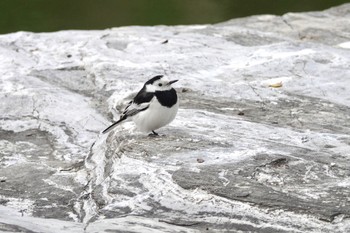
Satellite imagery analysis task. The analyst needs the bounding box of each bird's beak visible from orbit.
[168,80,178,85]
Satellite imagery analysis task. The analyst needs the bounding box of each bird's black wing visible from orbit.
[133,86,155,104]
[102,87,154,134]
[121,86,155,117]
[102,100,150,134]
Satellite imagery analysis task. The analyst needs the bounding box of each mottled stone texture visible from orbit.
[1,4,350,233]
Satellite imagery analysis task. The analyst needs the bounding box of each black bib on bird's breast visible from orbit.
[155,89,177,108]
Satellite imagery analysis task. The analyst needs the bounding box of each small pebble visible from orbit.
[197,158,205,163]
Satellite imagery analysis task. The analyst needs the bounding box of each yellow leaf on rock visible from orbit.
[268,81,283,88]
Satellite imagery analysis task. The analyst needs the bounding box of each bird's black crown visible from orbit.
[145,75,164,85]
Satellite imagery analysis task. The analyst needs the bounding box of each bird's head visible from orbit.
[145,75,178,92]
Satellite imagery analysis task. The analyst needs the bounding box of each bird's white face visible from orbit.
[146,77,178,92]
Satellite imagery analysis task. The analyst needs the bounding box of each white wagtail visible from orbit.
[102,75,179,135]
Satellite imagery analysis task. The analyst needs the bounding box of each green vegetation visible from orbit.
[0,0,348,34]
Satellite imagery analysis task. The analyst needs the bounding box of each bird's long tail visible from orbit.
[102,116,127,134]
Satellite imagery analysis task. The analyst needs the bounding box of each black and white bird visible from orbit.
[102,75,179,135]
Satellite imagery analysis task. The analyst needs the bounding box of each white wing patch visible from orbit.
[122,101,150,118]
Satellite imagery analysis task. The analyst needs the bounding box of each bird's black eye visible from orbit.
[158,83,163,87]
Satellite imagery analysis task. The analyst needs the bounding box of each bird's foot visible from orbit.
[148,131,160,137]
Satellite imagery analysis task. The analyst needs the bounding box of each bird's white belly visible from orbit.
[133,99,178,133]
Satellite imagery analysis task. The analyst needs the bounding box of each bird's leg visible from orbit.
[152,130,158,135]
[148,131,159,137]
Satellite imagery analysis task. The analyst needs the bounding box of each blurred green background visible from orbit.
[0,0,349,34]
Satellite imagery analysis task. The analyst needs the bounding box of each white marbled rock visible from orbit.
[1,3,350,233]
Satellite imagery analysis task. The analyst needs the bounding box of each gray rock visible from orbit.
[1,3,350,233]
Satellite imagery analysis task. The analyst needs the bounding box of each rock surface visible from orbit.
[1,4,350,232]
